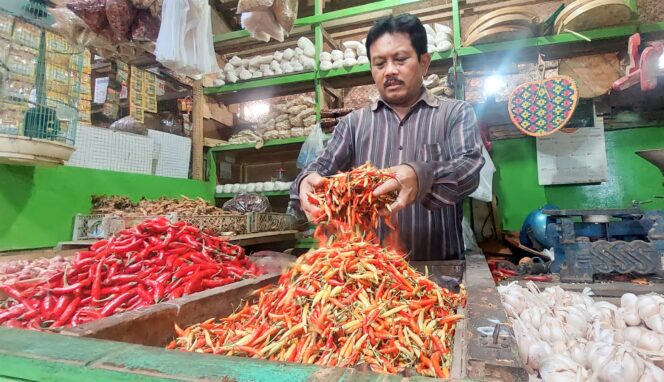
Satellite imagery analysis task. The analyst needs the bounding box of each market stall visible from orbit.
[1,0,664,381]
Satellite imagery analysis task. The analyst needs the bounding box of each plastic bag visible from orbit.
[131,10,159,41]
[155,0,219,76]
[248,251,296,273]
[462,216,480,253]
[273,0,297,35]
[240,10,284,42]
[160,112,183,135]
[109,116,148,135]
[469,147,495,203]
[106,0,137,42]
[67,0,109,34]
[237,0,273,13]
[296,124,324,169]
[222,193,271,213]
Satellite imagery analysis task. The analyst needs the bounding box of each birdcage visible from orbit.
[0,1,84,164]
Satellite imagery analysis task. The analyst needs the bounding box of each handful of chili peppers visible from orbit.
[0,218,263,330]
[169,164,466,378]
[307,162,398,231]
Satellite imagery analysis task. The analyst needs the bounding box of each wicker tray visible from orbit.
[250,212,298,233]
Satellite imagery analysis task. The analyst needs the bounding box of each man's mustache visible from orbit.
[384,78,404,87]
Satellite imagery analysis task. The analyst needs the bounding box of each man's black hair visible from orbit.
[365,14,428,61]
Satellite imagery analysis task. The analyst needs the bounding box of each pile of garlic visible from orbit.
[223,37,316,83]
[499,282,664,382]
[255,95,316,140]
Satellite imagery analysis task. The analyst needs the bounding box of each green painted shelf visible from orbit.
[295,237,318,249]
[205,21,664,101]
[215,190,290,198]
[209,134,331,153]
[208,136,307,152]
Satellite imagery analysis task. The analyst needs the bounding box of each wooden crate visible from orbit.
[61,273,280,347]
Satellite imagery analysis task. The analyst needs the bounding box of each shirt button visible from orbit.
[399,146,403,150]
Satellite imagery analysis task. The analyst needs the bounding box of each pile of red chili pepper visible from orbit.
[307,162,398,231]
[168,164,466,378]
[0,217,263,330]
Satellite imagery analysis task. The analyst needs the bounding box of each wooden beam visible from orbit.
[192,81,204,180]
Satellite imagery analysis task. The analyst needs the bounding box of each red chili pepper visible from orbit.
[109,274,141,284]
[0,305,25,323]
[135,285,153,303]
[91,262,104,302]
[51,280,91,295]
[100,284,133,295]
[101,290,136,317]
[111,239,143,253]
[51,295,71,319]
[40,295,55,321]
[90,240,109,251]
[0,285,38,311]
[184,269,218,295]
[52,296,81,327]
[201,278,234,289]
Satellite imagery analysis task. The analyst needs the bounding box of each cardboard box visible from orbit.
[203,100,236,126]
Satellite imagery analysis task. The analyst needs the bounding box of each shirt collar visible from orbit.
[371,87,439,111]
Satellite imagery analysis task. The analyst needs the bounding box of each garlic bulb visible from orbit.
[539,354,589,382]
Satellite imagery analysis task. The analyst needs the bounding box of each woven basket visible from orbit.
[178,214,251,235]
[251,213,298,233]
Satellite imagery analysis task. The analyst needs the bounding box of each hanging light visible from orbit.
[483,74,506,97]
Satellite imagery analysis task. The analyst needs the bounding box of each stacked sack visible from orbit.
[319,23,453,71]
[319,40,369,70]
[424,23,453,53]
[319,108,353,133]
[223,37,315,84]
[256,96,316,140]
[424,73,454,97]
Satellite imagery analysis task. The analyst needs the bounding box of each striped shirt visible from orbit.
[290,88,484,260]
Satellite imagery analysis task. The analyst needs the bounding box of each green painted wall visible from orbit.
[492,126,664,231]
[0,165,213,251]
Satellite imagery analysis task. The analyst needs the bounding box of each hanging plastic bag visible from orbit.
[273,0,297,35]
[296,123,324,169]
[240,10,284,42]
[462,216,480,253]
[469,146,495,203]
[155,0,219,76]
[222,193,271,213]
[237,0,273,13]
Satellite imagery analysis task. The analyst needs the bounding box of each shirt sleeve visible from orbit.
[289,116,354,207]
[405,101,485,209]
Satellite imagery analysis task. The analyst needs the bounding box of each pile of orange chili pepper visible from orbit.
[307,162,398,231]
[168,164,466,377]
[0,218,262,330]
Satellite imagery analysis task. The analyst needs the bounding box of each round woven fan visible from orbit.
[466,6,538,37]
[554,0,597,33]
[465,25,533,46]
[508,75,579,137]
[557,0,632,34]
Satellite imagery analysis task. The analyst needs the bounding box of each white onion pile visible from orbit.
[499,282,664,382]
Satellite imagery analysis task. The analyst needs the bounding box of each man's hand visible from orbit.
[299,172,325,221]
[373,164,419,215]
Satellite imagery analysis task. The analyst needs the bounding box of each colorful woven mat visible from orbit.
[508,75,579,137]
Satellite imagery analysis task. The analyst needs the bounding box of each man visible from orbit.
[289,14,484,261]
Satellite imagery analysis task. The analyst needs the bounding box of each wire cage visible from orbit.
[0,1,84,146]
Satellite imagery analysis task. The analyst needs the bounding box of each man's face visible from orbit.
[369,32,431,107]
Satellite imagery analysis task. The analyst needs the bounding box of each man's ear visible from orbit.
[420,52,432,76]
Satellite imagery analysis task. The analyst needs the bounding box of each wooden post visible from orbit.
[192,80,204,180]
